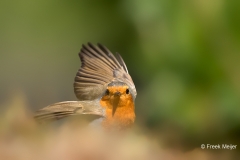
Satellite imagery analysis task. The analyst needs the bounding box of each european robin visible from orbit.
[34,43,137,130]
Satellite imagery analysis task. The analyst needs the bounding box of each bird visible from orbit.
[34,43,137,130]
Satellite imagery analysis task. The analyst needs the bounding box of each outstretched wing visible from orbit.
[74,43,136,100]
[34,101,103,122]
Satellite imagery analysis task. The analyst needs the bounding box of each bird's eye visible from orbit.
[126,89,129,94]
[105,89,110,95]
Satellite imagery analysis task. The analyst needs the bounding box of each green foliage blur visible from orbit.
[0,0,240,149]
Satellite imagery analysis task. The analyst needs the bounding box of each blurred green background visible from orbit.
[0,0,240,148]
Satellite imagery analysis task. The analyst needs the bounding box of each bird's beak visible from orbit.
[114,91,121,96]
[112,91,121,117]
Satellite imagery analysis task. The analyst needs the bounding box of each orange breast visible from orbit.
[100,92,135,130]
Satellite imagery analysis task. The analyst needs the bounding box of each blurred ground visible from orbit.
[0,92,239,160]
[0,0,240,159]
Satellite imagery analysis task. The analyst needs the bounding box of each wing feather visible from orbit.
[74,43,136,100]
[115,53,128,73]
[34,101,103,122]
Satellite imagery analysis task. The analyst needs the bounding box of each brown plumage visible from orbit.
[34,43,137,129]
